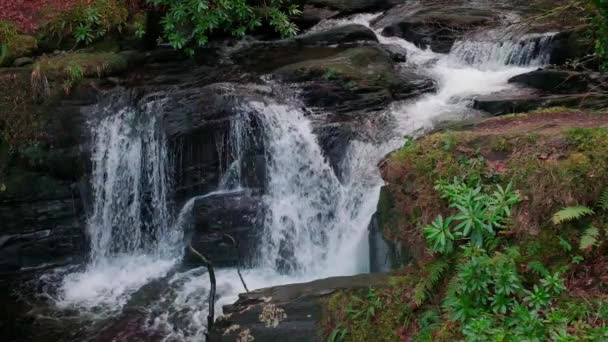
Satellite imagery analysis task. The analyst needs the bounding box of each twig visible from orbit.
[223,233,250,293]
[188,243,216,341]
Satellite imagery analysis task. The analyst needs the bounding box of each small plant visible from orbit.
[63,62,84,94]
[41,0,128,47]
[322,68,339,81]
[326,327,347,342]
[552,188,608,253]
[147,0,300,54]
[423,178,520,253]
[0,20,17,61]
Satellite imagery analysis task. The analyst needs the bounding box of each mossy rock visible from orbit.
[0,35,37,67]
[35,51,128,81]
[379,109,608,261]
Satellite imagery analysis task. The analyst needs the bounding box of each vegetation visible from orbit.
[588,0,608,70]
[323,110,608,341]
[40,0,129,47]
[147,0,300,54]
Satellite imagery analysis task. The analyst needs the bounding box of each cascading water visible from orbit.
[57,94,180,313]
[46,9,558,340]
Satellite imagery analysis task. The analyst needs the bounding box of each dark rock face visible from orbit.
[375,4,498,53]
[307,0,391,14]
[210,273,390,341]
[509,68,606,94]
[548,30,594,66]
[293,5,340,31]
[231,24,378,73]
[187,190,263,267]
[474,93,608,116]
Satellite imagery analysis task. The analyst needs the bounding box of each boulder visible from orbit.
[307,0,391,14]
[231,24,378,73]
[375,4,498,53]
[509,68,604,94]
[549,30,594,66]
[186,190,263,267]
[13,57,33,67]
[0,35,37,67]
[275,46,435,116]
[292,5,340,31]
[473,93,608,116]
[210,273,391,341]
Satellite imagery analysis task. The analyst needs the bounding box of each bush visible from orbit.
[40,0,128,46]
[147,0,300,54]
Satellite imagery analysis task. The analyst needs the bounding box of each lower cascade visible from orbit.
[2,2,589,341]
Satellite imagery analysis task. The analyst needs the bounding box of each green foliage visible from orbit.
[345,288,383,322]
[551,205,594,224]
[0,20,17,45]
[327,327,346,342]
[147,0,300,54]
[412,258,450,306]
[598,188,608,210]
[0,21,17,61]
[423,178,519,253]
[41,0,128,46]
[588,0,608,70]
[579,225,600,250]
[63,62,84,94]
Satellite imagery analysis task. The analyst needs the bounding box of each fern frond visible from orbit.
[598,189,608,211]
[552,206,594,225]
[412,258,451,307]
[527,260,549,277]
[579,226,600,250]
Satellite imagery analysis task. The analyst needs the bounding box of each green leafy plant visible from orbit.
[551,205,594,224]
[41,0,128,46]
[147,0,300,54]
[588,0,608,70]
[0,21,17,62]
[327,326,346,342]
[412,257,450,306]
[423,178,520,253]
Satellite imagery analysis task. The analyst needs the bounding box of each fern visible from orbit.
[598,189,608,211]
[527,260,549,277]
[413,258,451,307]
[579,226,600,250]
[552,206,594,225]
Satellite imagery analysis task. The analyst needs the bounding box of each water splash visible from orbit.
[56,94,182,313]
[449,32,556,68]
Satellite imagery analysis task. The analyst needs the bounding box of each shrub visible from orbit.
[147,0,300,54]
[40,0,128,46]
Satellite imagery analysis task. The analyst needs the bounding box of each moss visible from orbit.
[35,51,128,81]
[0,34,37,66]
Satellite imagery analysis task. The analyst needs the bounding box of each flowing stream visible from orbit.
[49,11,555,340]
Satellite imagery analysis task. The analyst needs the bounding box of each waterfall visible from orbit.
[57,94,180,313]
[87,99,178,262]
[449,33,556,68]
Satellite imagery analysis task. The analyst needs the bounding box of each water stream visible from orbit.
[49,10,555,340]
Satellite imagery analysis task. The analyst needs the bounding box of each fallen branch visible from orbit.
[188,243,216,340]
[223,233,250,293]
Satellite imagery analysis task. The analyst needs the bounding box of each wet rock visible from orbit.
[473,92,608,116]
[210,273,391,341]
[509,68,589,93]
[13,57,33,67]
[0,35,37,67]
[292,5,340,31]
[509,68,606,94]
[548,30,594,66]
[275,46,435,115]
[231,24,378,73]
[307,0,391,14]
[382,43,407,62]
[187,190,263,267]
[160,83,269,199]
[375,4,498,53]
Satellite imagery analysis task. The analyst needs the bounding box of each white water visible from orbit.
[56,96,183,314]
[50,10,555,340]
